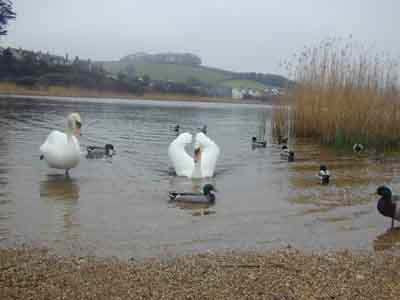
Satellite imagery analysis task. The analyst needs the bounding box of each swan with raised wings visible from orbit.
[168,132,220,178]
[40,113,82,176]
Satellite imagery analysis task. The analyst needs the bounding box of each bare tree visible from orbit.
[0,0,16,36]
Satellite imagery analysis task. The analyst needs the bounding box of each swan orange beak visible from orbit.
[74,127,81,136]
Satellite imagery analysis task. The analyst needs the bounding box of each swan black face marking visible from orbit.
[75,121,82,129]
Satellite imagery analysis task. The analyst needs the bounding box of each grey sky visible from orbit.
[1,0,399,75]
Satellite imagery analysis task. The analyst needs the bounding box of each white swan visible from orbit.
[168,132,220,178]
[40,113,82,175]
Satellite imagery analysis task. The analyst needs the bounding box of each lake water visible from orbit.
[0,95,400,259]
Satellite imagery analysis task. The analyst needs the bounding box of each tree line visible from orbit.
[0,48,146,94]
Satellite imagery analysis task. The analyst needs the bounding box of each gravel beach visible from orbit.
[1,246,400,299]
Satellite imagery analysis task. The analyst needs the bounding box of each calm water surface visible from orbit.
[0,95,400,259]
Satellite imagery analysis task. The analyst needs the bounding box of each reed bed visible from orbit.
[283,38,400,149]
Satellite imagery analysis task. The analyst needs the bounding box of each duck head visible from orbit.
[203,184,216,195]
[67,113,82,136]
[377,186,392,199]
[105,144,115,156]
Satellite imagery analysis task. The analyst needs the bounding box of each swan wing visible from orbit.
[40,130,67,154]
[195,132,220,177]
[168,132,194,177]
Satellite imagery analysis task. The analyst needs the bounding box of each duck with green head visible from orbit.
[168,184,217,204]
[377,186,400,229]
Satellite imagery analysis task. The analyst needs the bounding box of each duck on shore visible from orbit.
[377,186,400,229]
[168,184,217,204]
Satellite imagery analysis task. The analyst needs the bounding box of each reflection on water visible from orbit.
[40,175,80,236]
[374,228,400,251]
[40,175,80,201]
[0,95,400,259]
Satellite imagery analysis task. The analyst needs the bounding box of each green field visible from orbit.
[100,60,280,90]
[220,79,269,90]
[101,60,233,85]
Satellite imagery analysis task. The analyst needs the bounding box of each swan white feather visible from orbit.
[168,132,194,177]
[195,132,220,178]
[168,132,219,178]
[40,113,82,172]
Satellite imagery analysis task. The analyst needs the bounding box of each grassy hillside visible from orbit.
[220,79,269,90]
[101,60,233,84]
[99,57,287,90]
[134,61,232,84]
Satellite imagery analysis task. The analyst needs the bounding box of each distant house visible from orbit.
[232,88,244,99]
[247,89,261,97]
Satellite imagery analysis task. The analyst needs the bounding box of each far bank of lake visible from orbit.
[0,82,277,105]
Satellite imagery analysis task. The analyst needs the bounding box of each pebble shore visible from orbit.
[1,246,400,299]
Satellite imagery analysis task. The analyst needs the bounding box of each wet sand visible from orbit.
[1,246,399,299]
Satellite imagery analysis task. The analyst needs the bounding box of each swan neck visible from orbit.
[65,128,74,142]
[191,160,202,178]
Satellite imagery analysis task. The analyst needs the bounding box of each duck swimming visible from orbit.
[353,143,364,154]
[377,186,400,229]
[318,165,330,185]
[251,136,266,148]
[86,144,116,159]
[168,132,220,179]
[40,113,82,176]
[280,145,294,162]
[198,125,207,134]
[173,124,180,136]
[168,184,216,204]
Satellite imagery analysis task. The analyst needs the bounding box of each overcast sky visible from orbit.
[1,0,399,75]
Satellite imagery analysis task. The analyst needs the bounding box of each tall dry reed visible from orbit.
[283,37,400,149]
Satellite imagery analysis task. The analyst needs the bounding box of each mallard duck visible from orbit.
[318,165,330,184]
[40,113,82,176]
[198,125,207,134]
[173,124,180,136]
[86,144,116,159]
[280,145,294,162]
[168,184,216,203]
[251,136,267,148]
[377,186,400,229]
